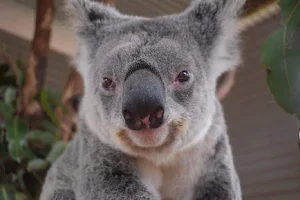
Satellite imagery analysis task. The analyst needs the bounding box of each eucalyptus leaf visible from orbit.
[0,184,28,200]
[16,169,26,192]
[15,192,29,200]
[0,101,14,120]
[4,87,17,104]
[8,142,35,163]
[280,0,300,26]
[15,59,25,69]
[0,184,11,200]
[6,118,27,141]
[45,90,61,103]
[261,0,300,120]
[46,141,67,164]
[38,89,59,126]
[39,120,57,135]
[26,130,56,145]
[6,118,34,162]
[27,158,48,172]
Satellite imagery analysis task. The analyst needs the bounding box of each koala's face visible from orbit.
[69,0,243,163]
[86,30,214,160]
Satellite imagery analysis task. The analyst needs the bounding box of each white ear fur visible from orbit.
[209,18,242,79]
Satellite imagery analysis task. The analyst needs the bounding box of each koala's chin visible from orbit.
[111,125,172,162]
[124,126,170,148]
[112,113,212,164]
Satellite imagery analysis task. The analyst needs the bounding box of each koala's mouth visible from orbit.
[115,119,188,151]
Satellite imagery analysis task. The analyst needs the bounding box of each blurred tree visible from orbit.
[261,0,300,121]
[21,0,55,117]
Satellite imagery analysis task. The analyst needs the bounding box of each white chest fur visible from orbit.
[136,145,209,200]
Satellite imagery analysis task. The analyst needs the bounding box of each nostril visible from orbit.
[123,110,145,130]
[152,107,164,119]
[149,107,164,129]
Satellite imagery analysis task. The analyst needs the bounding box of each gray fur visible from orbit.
[40,0,245,199]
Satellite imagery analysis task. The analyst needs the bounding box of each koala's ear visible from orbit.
[66,0,126,41]
[183,0,246,78]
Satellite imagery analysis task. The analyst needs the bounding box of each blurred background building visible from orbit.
[0,0,299,199]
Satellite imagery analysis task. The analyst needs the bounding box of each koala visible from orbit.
[40,0,245,199]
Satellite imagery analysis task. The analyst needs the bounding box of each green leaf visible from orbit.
[15,59,25,69]
[27,158,48,172]
[0,184,28,200]
[261,0,300,120]
[0,185,9,200]
[279,0,300,27]
[15,192,28,200]
[0,101,14,120]
[6,118,34,162]
[6,118,27,142]
[8,142,35,162]
[4,87,17,104]
[46,141,67,164]
[16,169,26,192]
[39,120,57,134]
[37,89,60,126]
[46,90,61,103]
[26,130,56,145]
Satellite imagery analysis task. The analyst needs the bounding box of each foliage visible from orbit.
[0,58,67,199]
[261,0,300,121]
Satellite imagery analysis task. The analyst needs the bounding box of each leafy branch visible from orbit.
[261,0,300,121]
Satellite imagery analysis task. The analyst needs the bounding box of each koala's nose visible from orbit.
[122,69,165,130]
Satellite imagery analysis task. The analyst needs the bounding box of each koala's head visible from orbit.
[68,0,245,164]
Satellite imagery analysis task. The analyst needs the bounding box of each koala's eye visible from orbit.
[175,71,190,83]
[102,77,116,91]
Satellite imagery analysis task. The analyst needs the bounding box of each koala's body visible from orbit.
[40,0,246,199]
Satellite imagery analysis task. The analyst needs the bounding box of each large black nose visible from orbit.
[123,68,165,130]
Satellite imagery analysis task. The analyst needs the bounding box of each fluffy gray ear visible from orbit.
[65,0,118,81]
[66,0,129,78]
[184,0,246,78]
[66,0,125,41]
